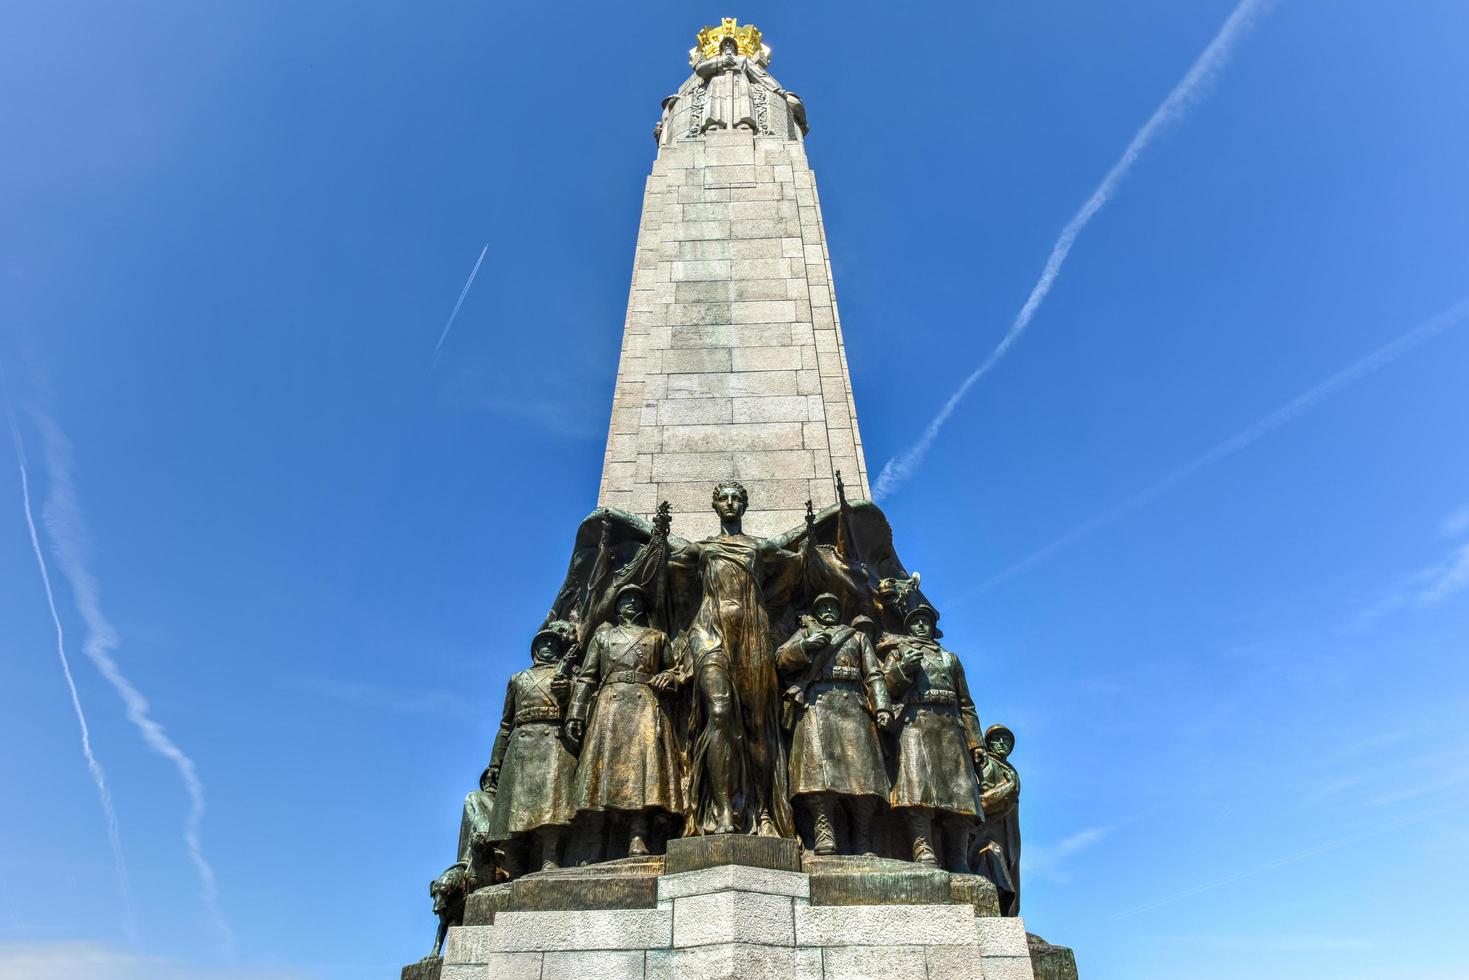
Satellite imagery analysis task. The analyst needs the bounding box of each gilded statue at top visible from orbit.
[655,18,808,143]
[690,16,765,63]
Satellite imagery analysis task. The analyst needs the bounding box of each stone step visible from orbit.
[663,833,801,873]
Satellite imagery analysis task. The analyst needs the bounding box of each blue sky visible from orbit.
[3,2,1468,978]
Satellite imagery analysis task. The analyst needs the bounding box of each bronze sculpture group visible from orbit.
[427,481,1025,951]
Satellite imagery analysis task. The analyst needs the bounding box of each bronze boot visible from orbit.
[811,797,838,855]
[536,827,563,871]
[627,812,651,857]
[570,811,606,867]
[941,816,973,874]
[904,810,938,867]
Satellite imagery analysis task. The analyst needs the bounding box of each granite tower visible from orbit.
[597,20,868,537]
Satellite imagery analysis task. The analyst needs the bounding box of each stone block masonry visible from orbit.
[599,129,870,537]
[438,857,1038,980]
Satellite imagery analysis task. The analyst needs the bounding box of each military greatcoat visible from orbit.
[882,639,984,817]
[483,663,578,842]
[776,619,891,800]
[569,621,687,817]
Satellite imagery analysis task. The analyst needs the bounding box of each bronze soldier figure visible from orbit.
[567,583,688,857]
[483,622,579,874]
[882,604,985,871]
[976,723,1022,915]
[777,595,893,855]
[456,766,501,891]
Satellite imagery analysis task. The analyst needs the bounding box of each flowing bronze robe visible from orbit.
[673,532,798,837]
[882,640,984,818]
[483,664,578,842]
[776,621,891,800]
[569,622,686,817]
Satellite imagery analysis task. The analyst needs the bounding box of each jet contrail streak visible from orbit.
[430,243,489,370]
[963,297,1469,596]
[5,406,138,945]
[874,0,1275,500]
[32,411,232,948]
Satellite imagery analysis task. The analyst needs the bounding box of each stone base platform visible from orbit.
[410,836,1075,979]
[400,955,441,980]
[1027,935,1080,980]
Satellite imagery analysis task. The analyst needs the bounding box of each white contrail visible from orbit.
[964,297,1469,596]
[430,243,489,370]
[873,0,1276,500]
[5,408,138,945]
[31,411,232,948]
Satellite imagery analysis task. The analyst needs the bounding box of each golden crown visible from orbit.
[692,18,763,62]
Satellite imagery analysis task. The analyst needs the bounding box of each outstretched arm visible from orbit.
[764,519,810,553]
[584,505,696,556]
[549,506,693,625]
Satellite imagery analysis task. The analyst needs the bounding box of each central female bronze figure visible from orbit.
[667,481,805,837]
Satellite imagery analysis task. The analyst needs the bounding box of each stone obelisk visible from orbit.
[597,23,868,537]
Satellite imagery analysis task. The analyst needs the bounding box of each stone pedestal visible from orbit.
[1027,935,1081,980]
[424,839,1070,979]
[400,955,441,980]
